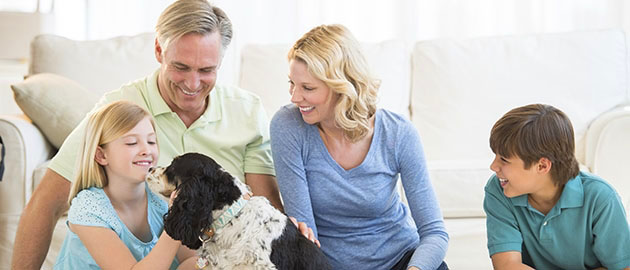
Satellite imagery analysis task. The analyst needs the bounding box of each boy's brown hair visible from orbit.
[490,104,579,186]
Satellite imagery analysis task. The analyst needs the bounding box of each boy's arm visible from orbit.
[591,189,630,270]
[491,251,535,270]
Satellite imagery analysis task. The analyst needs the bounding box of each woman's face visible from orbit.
[288,59,339,126]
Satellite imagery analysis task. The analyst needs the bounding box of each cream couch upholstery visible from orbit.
[1,29,629,270]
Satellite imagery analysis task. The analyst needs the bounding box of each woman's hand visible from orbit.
[289,216,320,248]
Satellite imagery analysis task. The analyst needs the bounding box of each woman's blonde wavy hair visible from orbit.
[68,101,155,204]
[288,24,380,142]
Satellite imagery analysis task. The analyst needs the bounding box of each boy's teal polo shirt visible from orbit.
[50,69,275,183]
[484,171,630,270]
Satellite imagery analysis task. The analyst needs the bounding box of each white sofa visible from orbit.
[1,29,629,270]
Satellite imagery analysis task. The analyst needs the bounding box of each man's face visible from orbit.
[155,32,222,116]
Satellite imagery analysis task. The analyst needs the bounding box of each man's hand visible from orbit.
[289,217,320,248]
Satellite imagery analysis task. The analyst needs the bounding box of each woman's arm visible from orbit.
[71,223,180,270]
[397,120,448,270]
[270,108,319,235]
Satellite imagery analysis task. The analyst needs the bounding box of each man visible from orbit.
[12,1,304,268]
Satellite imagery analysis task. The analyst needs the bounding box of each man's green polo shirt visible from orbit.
[50,69,275,183]
[484,171,630,270]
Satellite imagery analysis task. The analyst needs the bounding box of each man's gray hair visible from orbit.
[156,0,232,54]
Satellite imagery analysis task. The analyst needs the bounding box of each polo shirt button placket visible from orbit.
[182,131,189,152]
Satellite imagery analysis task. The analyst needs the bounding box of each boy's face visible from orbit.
[490,154,546,198]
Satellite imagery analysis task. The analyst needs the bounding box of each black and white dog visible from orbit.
[146,152,331,270]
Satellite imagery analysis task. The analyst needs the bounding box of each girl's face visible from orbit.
[96,117,158,184]
[288,59,339,126]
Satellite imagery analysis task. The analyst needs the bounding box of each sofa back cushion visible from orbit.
[238,40,411,119]
[411,29,628,217]
[29,33,158,95]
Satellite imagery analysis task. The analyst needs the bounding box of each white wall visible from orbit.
[2,0,630,114]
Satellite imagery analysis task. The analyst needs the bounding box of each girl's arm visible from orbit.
[175,245,197,270]
[71,223,181,270]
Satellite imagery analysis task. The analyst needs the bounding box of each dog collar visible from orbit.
[203,194,250,238]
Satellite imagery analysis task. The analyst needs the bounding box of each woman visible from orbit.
[270,24,449,270]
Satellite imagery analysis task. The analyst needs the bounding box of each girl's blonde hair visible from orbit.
[288,24,380,142]
[68,101,155,204]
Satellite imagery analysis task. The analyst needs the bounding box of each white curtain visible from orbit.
[17,0,630,84]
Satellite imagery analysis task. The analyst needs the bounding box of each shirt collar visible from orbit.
[148,69,222,123]
[147,69,172,117]
[556,174,584,209]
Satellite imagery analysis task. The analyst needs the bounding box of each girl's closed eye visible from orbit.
[125,140,138,146]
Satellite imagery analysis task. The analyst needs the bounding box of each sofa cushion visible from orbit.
[411,29,628,217]
[11,73,98,148]
[238,40,411,119]
[29,33,158,95]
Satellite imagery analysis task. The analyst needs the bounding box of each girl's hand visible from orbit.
[168,191,177,207]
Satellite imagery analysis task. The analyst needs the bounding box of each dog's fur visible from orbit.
[146,153,331,270]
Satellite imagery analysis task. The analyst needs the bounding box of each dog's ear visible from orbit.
[163,175,214,250]
[204,168,242,209]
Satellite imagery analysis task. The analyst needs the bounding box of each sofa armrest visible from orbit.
[584,105,630,213]
[0,114,54,215]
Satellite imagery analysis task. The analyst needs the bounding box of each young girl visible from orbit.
[54,101,196,269]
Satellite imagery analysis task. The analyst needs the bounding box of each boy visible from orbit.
[483,104,630,270]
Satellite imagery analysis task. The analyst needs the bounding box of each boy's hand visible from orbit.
[289,217,321,248]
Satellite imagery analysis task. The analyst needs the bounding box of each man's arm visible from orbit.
[11,169,70,270]
[245,173,284,212]
[491,251,535,270]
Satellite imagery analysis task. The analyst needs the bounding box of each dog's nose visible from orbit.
[148,167,156,174]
